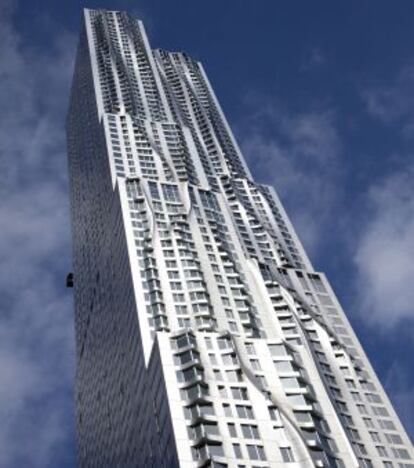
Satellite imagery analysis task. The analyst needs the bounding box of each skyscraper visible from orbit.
[67,8,413,467]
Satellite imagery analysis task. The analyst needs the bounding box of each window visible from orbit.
[218,337,231,349]
[385,433,403,445]
[209,354,218,365]
[223,404,232,417]
[246,343,255,355]
[256,375,267,388]
[228,423,237,438]
[180,383,208,401]
[345,379,356,389]
[176,367,201,382]
[269,344,288,357]
[250,359,261,371]
[294,411,312,423]
[366,393,382,404]
[280,377,301,389]
[175,305,188,315]
[392,448,410,459]
[225,309,235,319]
[356,444,368,455]
[357,404,368,414]
[373,406,389,417]
[208,444,224,458]
[174,349,198,365]
[162,184,180,201]
[342,414,354,426]
[241,424,259,439]
[223,353,237,365]
[280,447,295,462]
[184,403,214,421]
[377,446,388,457]
[379,419,396,430]
[218,385,227,398]
[177,317,190,328]
[229,322,239,333]
[246,444,266,461]
[233,443,242,458]
[214,369,223,381]
[226,370,242,382]
[287,395,309,406]
[188,422,219,440]
[173,293,185,302]
[236,405,254,419]
[370,432,381,443]
[148,181,160,200]
[351,391,362,402]
[231,387,248,400]
[274,361,293,373]
[173,333,195,349]
[363,418,374,428]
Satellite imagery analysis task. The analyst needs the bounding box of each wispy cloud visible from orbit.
[0,1,76,466]
[238,95,343,257]
[300,46,326,71]
[353,162,414,328]
[361,63,414,138]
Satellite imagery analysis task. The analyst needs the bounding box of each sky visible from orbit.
[0,0,413,466]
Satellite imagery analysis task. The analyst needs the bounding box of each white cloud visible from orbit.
[238,98,343,257]
[354,163,414,327]
[0,1,77,466]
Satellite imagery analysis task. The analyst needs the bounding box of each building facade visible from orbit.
[67,9,413,468]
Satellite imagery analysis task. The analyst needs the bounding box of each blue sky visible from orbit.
[1,0,413,466]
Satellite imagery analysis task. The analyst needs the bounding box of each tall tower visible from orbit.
[67,9,413,468]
